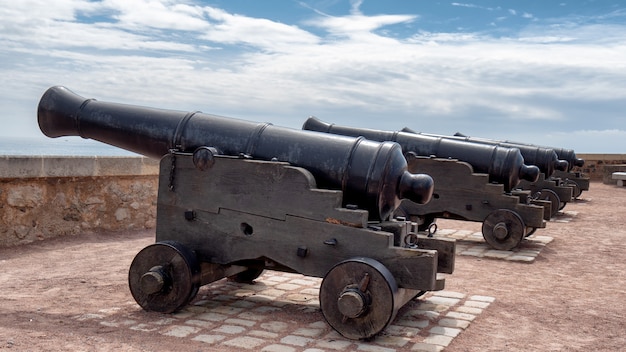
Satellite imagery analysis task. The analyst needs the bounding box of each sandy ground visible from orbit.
[0,181,624,351]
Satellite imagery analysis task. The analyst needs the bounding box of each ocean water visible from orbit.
[0,137,141,156]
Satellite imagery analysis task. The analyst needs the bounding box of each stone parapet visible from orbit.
[0,155,159,178]
[1,156,159,247]
[574,154,626,183]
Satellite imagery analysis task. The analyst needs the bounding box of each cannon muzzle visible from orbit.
[38,86,434,220]
[303,117,540,192]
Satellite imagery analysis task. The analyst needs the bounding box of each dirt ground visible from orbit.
[0,181,624,351]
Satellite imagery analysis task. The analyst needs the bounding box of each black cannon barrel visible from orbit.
[452,132,583,172]
[407,131,569,176]
[38,86,434,221]
[303,117,540,192]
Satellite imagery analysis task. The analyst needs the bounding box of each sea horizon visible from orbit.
[0,136,141,157]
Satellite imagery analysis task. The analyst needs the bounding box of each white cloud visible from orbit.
[451,3,480,9]
[303,0,416,41]
[1,0,626,154]
[0,0,208,52]
[200,7,320,51]
[451,2,500,11]
[102,0,210,31]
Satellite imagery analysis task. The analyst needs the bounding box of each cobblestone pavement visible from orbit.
[76,270,494,352]
[68,211,580,350]
[16,213,582,350]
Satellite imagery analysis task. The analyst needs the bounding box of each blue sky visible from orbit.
[1,0,625,153]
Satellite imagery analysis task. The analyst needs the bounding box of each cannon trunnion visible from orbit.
[128,150,455,339]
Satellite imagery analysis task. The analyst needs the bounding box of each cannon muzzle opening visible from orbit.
[302,116,333,133]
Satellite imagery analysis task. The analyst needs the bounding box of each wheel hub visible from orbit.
[338,289,368,318]
[493,222,509,239]
[140,266,166,295]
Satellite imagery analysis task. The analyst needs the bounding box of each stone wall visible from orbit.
[0,156,159,247]
[1,153,623,247]
[574,154,626,184]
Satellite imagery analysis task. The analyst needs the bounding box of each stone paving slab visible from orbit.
[75,271,494,352]
[549,210,579,223]
[432,228,553,263]
[428,210,578,262]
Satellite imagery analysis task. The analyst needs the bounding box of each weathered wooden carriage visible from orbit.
[303,117,548,250]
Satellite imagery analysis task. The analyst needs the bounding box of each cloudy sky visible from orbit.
[1,0,625,153]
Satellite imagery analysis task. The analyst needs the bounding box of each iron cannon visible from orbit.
[303,117,548,250]
[446,132,589,205]
[37,86,455,340]
[39,86,434,221]
[452,133,589,198]
[397,129,578,216]
[452,132,584,171]
[419,131,569,177]
[303,117,540,192]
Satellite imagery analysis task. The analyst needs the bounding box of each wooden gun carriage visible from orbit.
[303,117,548,250]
